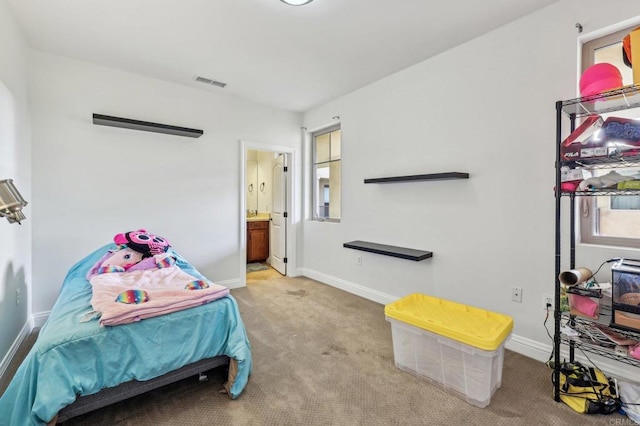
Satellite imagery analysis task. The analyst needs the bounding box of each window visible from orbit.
[611,195,640,210]
[311,125,341,221]
[580,25,640,248]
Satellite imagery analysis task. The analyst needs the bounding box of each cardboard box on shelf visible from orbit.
[561,140,609,161]
[632,28,640,86]
[562,115,603,147]
[601,116,640,143]
[561,116,640,162]
[560,167,586,182]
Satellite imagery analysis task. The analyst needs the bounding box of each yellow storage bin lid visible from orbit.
[385,293,513,351]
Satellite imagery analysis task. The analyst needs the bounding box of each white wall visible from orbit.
[0,0,32,371]
[302,0,640,375]
[29,51,301,314]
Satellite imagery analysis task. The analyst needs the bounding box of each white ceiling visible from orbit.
[7,0,559,112]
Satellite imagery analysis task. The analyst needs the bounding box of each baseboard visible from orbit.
[32,310,50,328]
[300,268,398,306]
[505,334,553,362]
[0,320,31,380]
[217,278,242,289]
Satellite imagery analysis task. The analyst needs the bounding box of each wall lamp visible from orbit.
[0,179,28,224]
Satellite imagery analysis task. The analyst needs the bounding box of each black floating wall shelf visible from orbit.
[343,240,433,261]
[93,114,204,138]
[364,172,469,184]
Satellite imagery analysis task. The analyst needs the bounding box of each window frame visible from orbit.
[580,24,640,248]
[311,124,341,223]
[581,28,631,74]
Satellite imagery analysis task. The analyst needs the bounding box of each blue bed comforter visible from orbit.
[0,244,252,425]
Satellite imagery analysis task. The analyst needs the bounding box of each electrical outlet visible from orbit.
[15,288,20,306]
[511,287,523,303]
[543,293,554,311]
[356,255,362,266]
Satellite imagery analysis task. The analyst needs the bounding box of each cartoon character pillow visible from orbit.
[114,229,171,257]
[86,229,174,279]
[96,246,146,274]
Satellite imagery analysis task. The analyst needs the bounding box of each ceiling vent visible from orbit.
[194,76,227,88]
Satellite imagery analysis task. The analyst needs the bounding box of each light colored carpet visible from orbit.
[1,275,629,425]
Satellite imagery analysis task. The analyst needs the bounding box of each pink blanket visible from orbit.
[90,266,229,326]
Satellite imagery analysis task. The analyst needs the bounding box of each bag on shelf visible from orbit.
[554,361,620,414]
[568,293,600,319]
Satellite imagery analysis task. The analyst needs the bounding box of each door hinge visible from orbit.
[284,166,288,172]
[284,212,288,218]
[284,257,288,263]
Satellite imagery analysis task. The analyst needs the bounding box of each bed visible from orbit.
[0,242,253,425]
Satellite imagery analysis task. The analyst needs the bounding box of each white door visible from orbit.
[270,154,287,275]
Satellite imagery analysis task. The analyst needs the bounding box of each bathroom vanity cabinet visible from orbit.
[247,220,269,263]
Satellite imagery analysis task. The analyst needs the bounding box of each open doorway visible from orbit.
[240,142,295,286]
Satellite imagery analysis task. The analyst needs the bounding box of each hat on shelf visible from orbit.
[579,63,623,98]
